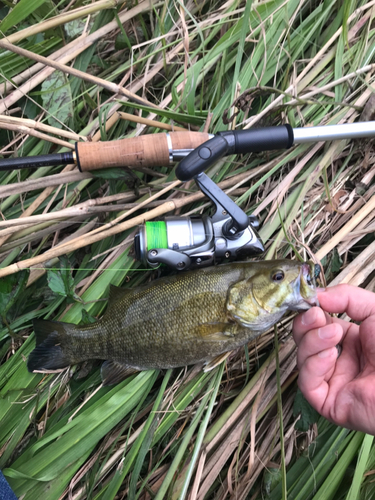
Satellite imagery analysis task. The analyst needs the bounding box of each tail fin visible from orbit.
[27,319,76,372]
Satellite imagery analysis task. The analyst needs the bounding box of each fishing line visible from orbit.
[27,267,152,271]
[145,221,168,250]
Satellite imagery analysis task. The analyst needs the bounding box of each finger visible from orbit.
[293,307,352,346]
[318,284,375,322]
[293,307,328,346]
[298,347,338,414]
[297,322,344,369]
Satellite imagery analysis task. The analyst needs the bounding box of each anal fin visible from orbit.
[203,352,231,372]
[101,360,139,386]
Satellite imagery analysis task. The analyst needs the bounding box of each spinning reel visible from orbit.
[134,125,297,270]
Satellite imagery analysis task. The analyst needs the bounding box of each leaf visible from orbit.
[0,269,29,320]
[325,189,348,213]
[80,309,97,325]
[0,0,47,34]
[115,32,132,51]
[64,16,95,40]
[263,468,282,497]
[47,257,81,303]
[41,71,73,129]
[330,248,343,275]
[90,168,129,180]
[342,0,353,49]
[121,101,206,126]
[293,388,319,431]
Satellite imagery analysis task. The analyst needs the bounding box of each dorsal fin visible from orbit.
[107,284,132,310]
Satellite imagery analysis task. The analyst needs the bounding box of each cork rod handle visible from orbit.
[76,132,210,171]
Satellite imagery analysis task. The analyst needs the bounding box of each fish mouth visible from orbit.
[290,262,320,311]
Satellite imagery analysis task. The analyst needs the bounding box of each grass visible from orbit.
[0,0,375,499]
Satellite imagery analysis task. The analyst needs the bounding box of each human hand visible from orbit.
[293,284,375,435]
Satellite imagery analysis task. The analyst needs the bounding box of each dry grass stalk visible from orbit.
[0,201,174,277]
[27,218,99,286]
[0,122,75,149]
[330,239,375,286]
[4,0,120,44]
[338,209,375,253]
[0,163,76,249]
[0,37,90,114]
[0,35,88,97]
[0,0,165,114]
[286,64,375,108]
[0,115,86,142]
[253,142,323,218]
[0,39,160,109]
[0,218,89,253]
[196,340,296,499]
[0,171,93,197]
[117,111,186,131]
[316,195,375,260]
[0,193,153,229]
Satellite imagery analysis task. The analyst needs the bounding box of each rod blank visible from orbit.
[0,153,74,171]
[293,121,375,143]
[1,122,374,173]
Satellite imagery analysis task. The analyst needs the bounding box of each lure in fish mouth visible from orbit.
[28,260,319,385]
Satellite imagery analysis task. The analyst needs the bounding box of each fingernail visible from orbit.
[316,287,326,293]
[318,347,335,358]
[318,325,337,339]
[301,308,316,326]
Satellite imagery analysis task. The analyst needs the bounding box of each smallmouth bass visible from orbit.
[28,260,318,385]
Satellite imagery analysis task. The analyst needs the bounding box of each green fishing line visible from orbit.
[145,221,168,250]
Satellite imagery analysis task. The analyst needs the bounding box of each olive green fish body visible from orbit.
[28,260,318,383]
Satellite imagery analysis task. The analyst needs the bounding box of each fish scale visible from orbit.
[27,260,318,385]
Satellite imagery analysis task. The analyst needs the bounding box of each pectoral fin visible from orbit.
[203,352,231,372]
[101,360,139,385]
[196,322,237,341]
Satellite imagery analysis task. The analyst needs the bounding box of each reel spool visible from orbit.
[134,214,263,270]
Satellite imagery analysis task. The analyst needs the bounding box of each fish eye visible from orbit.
[271,270,285,283]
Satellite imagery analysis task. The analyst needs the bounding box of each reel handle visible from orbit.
[75,132,210,171]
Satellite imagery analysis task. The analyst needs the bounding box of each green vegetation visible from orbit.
[0,0,375,498]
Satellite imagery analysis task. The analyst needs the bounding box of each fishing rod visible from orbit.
[1,121,374,172]
[2,121,375,271]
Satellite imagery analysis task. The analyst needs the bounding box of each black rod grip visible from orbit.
[0,152,74,171]
[230,124,294,153]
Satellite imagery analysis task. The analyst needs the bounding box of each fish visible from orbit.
[27,260,319,385]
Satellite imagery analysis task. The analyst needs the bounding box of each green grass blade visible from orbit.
[346,434,374,500]
[0,0,48,33]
